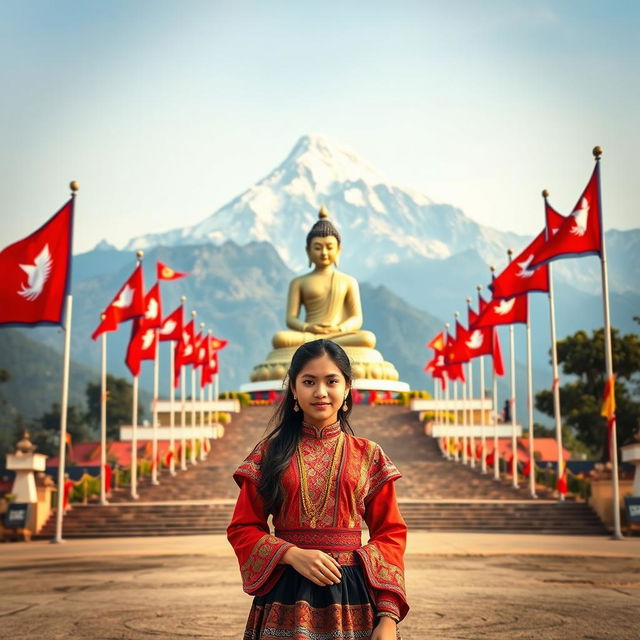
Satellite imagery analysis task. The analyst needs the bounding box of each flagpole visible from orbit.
[593,147,623,540]
[455,312,468,465]
[525,300,537,498]
[53,293,73,544]
[130,250,143,500]
[187,311,197,465]
[169,338,176,476]
[52,182,78,544]
[476,286,488,474]
[151,328,160,485]
[506,250,519,489]
[492,363,500,481]
[180,361,187,470]
[444,375,451,459]
[199,322,206,462]
[542,190,565,502]
[100,318,108,505]
[467,348,475,470]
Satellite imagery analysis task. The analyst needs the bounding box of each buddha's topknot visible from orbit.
[306,204,341,248]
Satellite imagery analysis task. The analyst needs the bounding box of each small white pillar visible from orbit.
[621,441,640,497]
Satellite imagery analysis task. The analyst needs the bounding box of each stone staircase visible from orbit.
[37,405,608,538]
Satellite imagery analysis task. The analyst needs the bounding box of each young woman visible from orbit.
[227,339,408,639]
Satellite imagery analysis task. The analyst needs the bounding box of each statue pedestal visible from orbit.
[245,344,409,392]
[241,378,409,393]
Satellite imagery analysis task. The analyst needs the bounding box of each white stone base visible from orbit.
[240,378,411,393]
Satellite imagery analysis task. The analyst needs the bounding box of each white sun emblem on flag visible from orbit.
[18,244,52,301]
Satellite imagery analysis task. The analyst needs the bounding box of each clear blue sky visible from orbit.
[1,0,638,254]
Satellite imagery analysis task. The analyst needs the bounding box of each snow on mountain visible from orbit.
[125,134,527,279]
[125,134,638,294]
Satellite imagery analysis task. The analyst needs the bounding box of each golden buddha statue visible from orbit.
[250,206,400,383]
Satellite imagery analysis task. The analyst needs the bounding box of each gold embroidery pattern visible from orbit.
[346,439,377,527]
[365,445,402,504]
[297,430,343,528]
[240,534,293,593]
[355,543,406,597]
[233,442,265,486]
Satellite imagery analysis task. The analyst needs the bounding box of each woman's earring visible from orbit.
[342,397,348,412]
[293,399,300,412]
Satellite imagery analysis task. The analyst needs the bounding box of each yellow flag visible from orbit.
[601,375,616,422]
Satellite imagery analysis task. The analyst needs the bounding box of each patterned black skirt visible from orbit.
[243,554,400,639]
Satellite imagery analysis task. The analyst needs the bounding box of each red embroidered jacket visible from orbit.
[227,421,409,622]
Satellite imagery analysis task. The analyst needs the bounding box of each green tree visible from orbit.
[32,403,91,458]
[535,327,640,458]
[85,374,143,440]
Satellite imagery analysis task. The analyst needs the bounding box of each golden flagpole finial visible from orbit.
[542,189,549,199]
[70,181,79,194]
[593,146,603,159]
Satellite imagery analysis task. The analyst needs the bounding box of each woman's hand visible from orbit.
[282,547,342,586]
[371,615,397,640]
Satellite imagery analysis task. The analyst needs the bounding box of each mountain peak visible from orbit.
[93,239,117,251]
[279,134,389,191]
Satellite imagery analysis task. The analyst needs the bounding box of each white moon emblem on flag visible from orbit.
[113,284,134,308]
[465,330,483,350]
[569,197,589,237]
[495,298,515,315]
[18,244,52,301]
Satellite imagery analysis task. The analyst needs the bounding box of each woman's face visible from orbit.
[291,353,349,427]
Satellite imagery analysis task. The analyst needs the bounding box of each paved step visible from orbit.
[37,405,607,538]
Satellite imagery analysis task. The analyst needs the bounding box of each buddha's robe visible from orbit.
[272,270,376,349]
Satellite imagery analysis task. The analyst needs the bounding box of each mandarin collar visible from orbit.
[301,420,342,440]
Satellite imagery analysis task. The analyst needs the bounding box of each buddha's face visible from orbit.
[306,235,341,268]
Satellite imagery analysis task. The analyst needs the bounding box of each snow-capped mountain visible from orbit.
[125,134,639,295]
[125,134,527,278]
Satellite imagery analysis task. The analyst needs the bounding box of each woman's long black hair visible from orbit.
[258,339,354,516]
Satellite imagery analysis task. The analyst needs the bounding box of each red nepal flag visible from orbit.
[492,327,505,376]
[125,318,158,376]
[444,328,470,365]
[545,201,567,237]
[490,231,549,299]
[209,335,228,351]
[195,332,208,367]
[140,283,162,329]
[157,261,189,281]
[174,319,195,386]
[91,265,145,340]
[202,350,219,387]
[472,293,528,329]
[443,334,466,382]
[0,199,74,326]
[530,163,602,269]
[158,304,183,342]
[427,332,445,353]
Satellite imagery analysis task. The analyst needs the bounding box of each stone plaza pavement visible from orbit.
[1,532,639,639]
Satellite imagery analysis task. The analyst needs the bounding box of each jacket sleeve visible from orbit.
[355,446,409,623]
[226,447,295,596]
